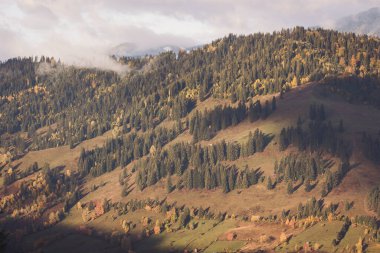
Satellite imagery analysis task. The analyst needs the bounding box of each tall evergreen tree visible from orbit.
[267,176,273,190]
[287,181,294,195]
[166,175,173,193]
[272,96,277,111]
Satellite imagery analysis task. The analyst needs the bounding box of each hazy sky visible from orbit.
[0,0,379,68]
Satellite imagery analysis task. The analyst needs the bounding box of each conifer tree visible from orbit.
[274,160,279,174]
[287,181,294,195]
[242,173,249,189]
[304,179,312,192]
[228,168,235,191]
[262,100,270,119]
[166,175,173,193]
[272,96,277,111]
[267,176,273,190]
[120,180,128,195]
[221,169,230,193]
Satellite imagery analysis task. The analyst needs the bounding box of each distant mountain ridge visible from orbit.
[334,7,380,36]
[110,43,184,58]
[111,7,380,59]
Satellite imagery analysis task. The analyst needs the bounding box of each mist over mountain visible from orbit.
[109,43,182,58]
[334,7,380,36]
[109,43,204,58]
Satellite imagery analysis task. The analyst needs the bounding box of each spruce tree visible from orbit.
[186,170,193,189]
[321,183,328,197]
[262,100,270,119]
[256,101,262,116]
[121,183,129,197]
[247,131,255,155]
[166,175,173,193]
[304,179,312,192]
[205,168,212,190]
[228,169,235,191]
[287,181,294,194]
[179,208,190,228]
[242,173,249,188]
[267,176,273,190]
[248,101,255,122]
[274,160,279,174]
[221,169,230,193]
[279,128,288,151]
[272,96,277,111]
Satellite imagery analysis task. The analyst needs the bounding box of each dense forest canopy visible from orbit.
[1,27,380,153]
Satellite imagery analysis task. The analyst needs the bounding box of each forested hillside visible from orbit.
[1,27,380,151]
[1,27,380,253]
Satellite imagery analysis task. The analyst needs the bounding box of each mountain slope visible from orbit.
[1,27,380,253]
[334,7,380,36]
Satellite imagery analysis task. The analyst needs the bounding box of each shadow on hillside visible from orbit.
[318,75,380,109]
[3,215,187,253]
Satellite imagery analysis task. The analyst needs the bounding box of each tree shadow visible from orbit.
[323,159,335,170]
[53,165,66,172]
[12,162,22,171]
[348,162,361,171]
[292,180,304,192]
[309,180,318,191]
[264,133,275,149]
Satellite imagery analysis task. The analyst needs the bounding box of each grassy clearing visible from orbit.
[277,221,372,252]
[134,219,238,253]
[204,240,246,253]
[188,219,237,250]
[134,220,216,253]
[277,221,342,252]
[338,224,366,249]
[10,129,114,176]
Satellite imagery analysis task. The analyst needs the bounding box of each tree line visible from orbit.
[189,97,276,142]
[78,126,180,178]
[135,129,269,192]
[279,104,350,161]
[362,132,380,164]
[323,75,380,109]
[274,152,326,183]
[274,104,352,197]
[368,185,380,216]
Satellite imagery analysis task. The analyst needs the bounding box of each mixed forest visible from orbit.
[1,27,380,253]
